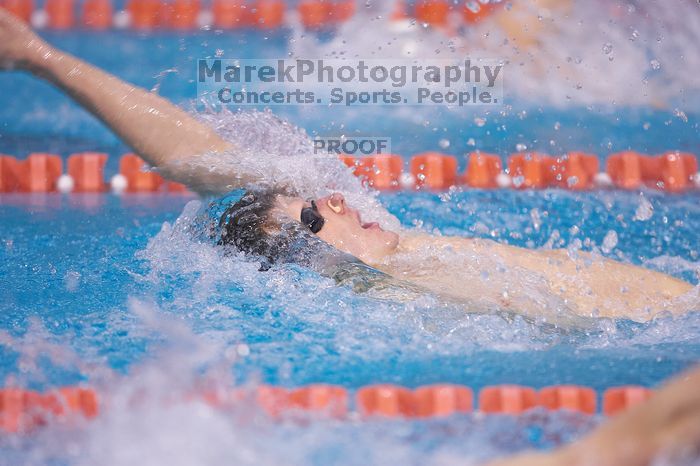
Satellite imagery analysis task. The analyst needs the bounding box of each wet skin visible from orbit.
[275,192,400,265]
[276,192,694,323]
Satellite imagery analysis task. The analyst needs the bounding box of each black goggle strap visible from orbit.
[300,200,325,234]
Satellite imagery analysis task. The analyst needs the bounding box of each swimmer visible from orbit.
[489,365,700,466]
[0,9,694,324]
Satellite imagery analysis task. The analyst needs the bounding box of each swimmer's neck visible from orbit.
[363,231,469,267]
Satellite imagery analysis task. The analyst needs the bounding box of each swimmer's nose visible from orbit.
[327,193,345,214]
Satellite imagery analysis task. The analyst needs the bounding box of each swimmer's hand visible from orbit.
[0,8,46,71]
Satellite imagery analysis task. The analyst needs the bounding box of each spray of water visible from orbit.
[159,108,401,230]
[287,0,700,108]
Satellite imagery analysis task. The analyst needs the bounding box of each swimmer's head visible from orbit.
[275,192,400,264]
[218,188,302,270]
[218,189,399,269]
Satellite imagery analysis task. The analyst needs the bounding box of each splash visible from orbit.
[287,0,700,108]
[2,192,700,465]
[160,108,401,230]
[1,299,697,466]
[0,301,606,466]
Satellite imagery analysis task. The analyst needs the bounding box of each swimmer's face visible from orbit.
[275,193,400,264]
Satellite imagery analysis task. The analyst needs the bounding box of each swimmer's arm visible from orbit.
[0,10,245,192]
[33,49,231,167]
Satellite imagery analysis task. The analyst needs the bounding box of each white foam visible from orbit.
[160,109,401,230]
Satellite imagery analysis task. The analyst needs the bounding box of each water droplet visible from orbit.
[515,143,527,152]
[602,42,613,54]
[650,59,661,70]
[633,194,654,221]
[439,138,450,149]
[601,230,618,254]
[673,108,688,123]
[474,117,486,127]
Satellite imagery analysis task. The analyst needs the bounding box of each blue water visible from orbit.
[1,188,699,464]
[1,18,700,466]
[1,30,698,167]
[1,190,699,390]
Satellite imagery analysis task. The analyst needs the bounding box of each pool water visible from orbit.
[1,188,699,465]
[2,3,700,465]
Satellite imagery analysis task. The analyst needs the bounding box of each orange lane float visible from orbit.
[330,0,354,23]
[165,181,190,193]
[341,154,403,190]
[602,386,653,416]
[67,152,108,192]
[164,0,200,29]
[81,0,112,28]
[212,0,249,28]
[45,0,75,29]
[0,150,696,195]
[606,151,646,190]
[0,389,37,432]
[607,151,697,192]
[339,154,360,175]
[413,384,473,417]
[255,385,292,417]
[49,387,99,419]
[462,152,502,188]
[410,152,458,190]
[479,385,538,414]
[538,385,597,414]
[298,0,328,29]
[251,0,284,28]
[0,388,98,433]
[1,0,34,22]
[0,155,20,192]
[391,0,408,20]
[543,152,599,190]
[507,152,551,189]
[299,0,355,27]
[641,151,697,192]
[127,0,162,29]
[356,385,415,417]
[0,382,661,433]
[255,385,348,417]
[414,0,450,26]
[288,385,348,417]
[16,153,63,192]
[119,153,164,192]
[462,0,496,24]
